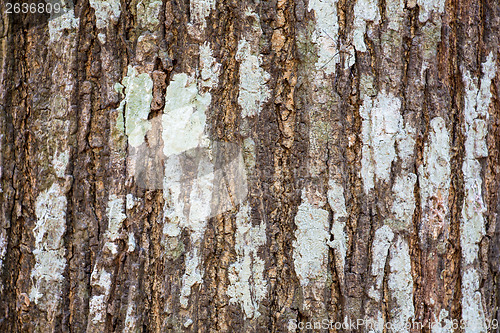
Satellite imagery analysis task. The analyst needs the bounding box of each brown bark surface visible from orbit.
[0,0,499,332]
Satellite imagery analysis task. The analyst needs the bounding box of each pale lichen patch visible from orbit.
[106,194,126,241]
[30,183,67,316]
[476,54,497,118]
[419,22,443,79]
[89,0,121,30]
[178,158,214,308]
[326,179,348,287]
[360,90,402,192]
[0,232,6,275]
[418,117,451,239]
[236,39,271,118]
[352,0,380,52]
[90,268,112,296]
[89,268,112,328]
[417,0,445,23]
[162,155,187,237]
[48,5,79,43]
[87,193,123,327]
[395,123,416,168]
[459,53,496,332]
[431,309,453,333]
[461,268,487,332]
[242,137,256,170]
[187,159,214,236]
[52,150,69,178]
[293,191,330,287]
[184,318,194,328]
[122,66,153,148]
[370,225,394,301]
[390,173,416,230]
[126,193,139,210]
[189,0,215,29]
[136,0,162,30]
[460,53,495,264]
[97,33,106,44]
[388,237,415,333]
[386,0,405,31]
[88,294,107,324]
[127,233,136,253]
[308,0,339,74]
[227,203,267,319]
[160,39,221,309]
[162,73,210,157]
[0,231,5,292]
[359,73,377,100]
[87,194,126,327]
[123,288,138,333]
[162,154,214,308]
[199,42,221,89]
[179,248,204,308]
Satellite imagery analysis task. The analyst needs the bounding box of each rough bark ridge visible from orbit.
[0,0,499,332]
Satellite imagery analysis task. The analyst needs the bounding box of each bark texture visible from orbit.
[0,0,499,332]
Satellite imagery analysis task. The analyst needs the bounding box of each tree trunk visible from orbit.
[0,0,499,332]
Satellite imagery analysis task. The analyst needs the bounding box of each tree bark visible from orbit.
[0,0,499,332]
